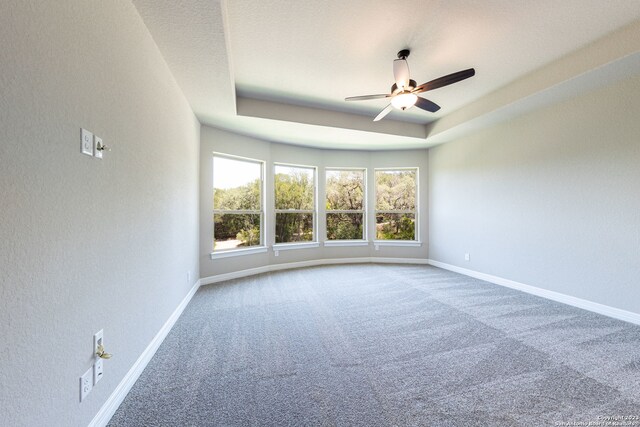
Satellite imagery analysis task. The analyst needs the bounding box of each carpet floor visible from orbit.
[109,264,640,426]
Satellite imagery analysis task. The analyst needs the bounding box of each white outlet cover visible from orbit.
[94,329,104,356]
[80,367,93,402]
[81,129,93,156]
[93,357,104,385]
[94,136,103,159]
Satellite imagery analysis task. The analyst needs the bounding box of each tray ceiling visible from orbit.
[132,0,640,149]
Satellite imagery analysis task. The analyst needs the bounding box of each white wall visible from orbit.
[0,1,199,426]
[200,126,429,278]
[429,71,640,315]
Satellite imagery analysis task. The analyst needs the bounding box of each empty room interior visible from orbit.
[2,1,640,426]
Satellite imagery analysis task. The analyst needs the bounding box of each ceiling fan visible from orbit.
[345,49,475,121]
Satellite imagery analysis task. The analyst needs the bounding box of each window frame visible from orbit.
[211,153,267,259]
[273,162,318,248]
[373,167,420,245]
[324,167,367,244]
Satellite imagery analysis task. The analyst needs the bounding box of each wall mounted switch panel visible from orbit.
[81,128,93,156]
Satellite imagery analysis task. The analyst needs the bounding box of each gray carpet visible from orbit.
[109,264,640,426]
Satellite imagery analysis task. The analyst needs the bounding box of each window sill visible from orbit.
[210,246,268,259]
[273,242,320,252]
[373,240,422,248]
[324,240,369,247]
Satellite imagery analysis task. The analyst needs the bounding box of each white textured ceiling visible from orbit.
[132,0,640,150]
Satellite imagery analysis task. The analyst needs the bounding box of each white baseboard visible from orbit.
[200,257,429,285]
[89,279,202,427]
[427,259,640,326]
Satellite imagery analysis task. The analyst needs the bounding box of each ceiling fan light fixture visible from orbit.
[344,48,475,121]
[391,92,418,110]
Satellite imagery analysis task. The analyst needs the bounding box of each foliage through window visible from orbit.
[275,164,316,244]
[325,169,365,240]
[375,169,417,240]
[213,155,263,251]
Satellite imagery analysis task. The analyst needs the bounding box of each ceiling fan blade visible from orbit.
[393,59,410,89]
[345,94,390,101]
[373,104,393,122]
[413,68,475,93]
[415,96,441,113]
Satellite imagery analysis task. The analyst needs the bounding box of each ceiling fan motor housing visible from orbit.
[391,79,417,94]
[397,49,410,59]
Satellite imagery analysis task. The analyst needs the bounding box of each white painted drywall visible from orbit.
[200,126,429,278]
[428,71,640,315]
[0,1,199,426]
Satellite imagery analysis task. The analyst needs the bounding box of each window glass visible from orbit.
[213,155,263,251]
[274,213,314,243]
[275,164,316,243]
[375,169,417,240]
[326,213,364,240]
[326,169,365,240]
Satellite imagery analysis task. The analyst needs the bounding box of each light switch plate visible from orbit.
[94,136,103,159]
[94,329,103,356]
[93,329,105,384]
[81,129,93,156]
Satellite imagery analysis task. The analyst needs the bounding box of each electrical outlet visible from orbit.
[465,253,470,261]
[80,367,93,402]
[81,128,93,156]
[93,357,104,385]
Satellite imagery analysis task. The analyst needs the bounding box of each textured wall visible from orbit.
[0,1,200,426]
[429,71,640,315]
[199,126,429,278]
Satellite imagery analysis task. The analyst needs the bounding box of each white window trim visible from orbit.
[210,246,268,259]
[273,242,320,251]
[274,162,318,245]
[325,167,367,241]
[212,152,266,254]
[324,240,369,247]
[374,167,419,242]
[373,240,422,247]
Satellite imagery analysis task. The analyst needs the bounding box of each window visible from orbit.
[212,154,264,252]
[325,168,365,240]
[274,164,316,244]
[375,168,418,241]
